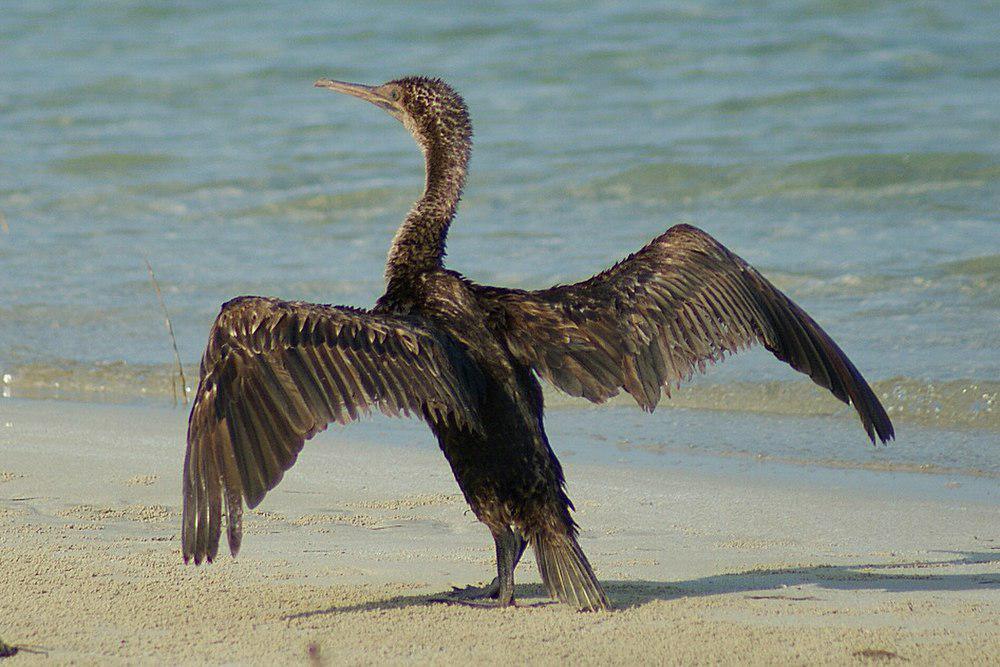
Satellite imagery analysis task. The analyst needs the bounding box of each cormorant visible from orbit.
[182,76,894,612]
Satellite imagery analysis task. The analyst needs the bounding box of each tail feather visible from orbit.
[534,533,610,611]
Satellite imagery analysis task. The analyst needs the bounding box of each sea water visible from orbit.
[1,1,997,476]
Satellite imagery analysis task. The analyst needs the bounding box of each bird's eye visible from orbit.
[389,88,400,101]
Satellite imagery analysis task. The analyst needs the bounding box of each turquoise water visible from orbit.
[1,2,997,473]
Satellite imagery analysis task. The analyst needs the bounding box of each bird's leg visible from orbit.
[433,527,525,606]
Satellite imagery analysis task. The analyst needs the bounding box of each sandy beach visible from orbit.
[1,399,997,665]
[4,0,998,664]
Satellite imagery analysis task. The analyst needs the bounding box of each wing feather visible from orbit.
[476,224,893,444]
[182,297,484,564]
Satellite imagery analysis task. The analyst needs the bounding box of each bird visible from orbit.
[181,75,895,612]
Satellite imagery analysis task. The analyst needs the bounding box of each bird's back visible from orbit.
[376,267,574,532]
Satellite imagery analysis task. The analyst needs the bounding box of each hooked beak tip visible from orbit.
[314,78,397,115]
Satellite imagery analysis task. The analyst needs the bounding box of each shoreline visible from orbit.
[1,399,997,664]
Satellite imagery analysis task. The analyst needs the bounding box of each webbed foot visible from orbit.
[430,527,525,608]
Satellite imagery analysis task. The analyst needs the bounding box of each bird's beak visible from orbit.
[314,79,393,110]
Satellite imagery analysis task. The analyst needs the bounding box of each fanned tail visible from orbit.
[533,533,610,611]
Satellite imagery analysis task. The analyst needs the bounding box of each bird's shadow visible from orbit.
[283,550,998,619]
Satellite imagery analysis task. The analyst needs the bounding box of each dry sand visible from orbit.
[1,400,997,665]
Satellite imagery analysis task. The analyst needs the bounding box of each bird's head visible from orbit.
[315,75,471,158]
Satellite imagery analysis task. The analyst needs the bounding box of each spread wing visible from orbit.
[182,296,484,564]
[476,224,894,444]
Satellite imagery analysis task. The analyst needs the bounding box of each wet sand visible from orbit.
[1,400,997,664]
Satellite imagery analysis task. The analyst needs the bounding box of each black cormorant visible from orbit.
[182,76,894,611]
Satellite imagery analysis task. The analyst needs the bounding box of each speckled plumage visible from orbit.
[182,76,893,612]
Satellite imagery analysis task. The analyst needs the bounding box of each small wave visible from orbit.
[50,152,179,177]
[739,34,862,57]
[123,177,255,198]
[545,377,999,432]
[2,361,996,432]
[578,162,741,202]
[427,22,525,42]
[935,254,1000,278]
[250,64,333,82]
[234,188,411,222]
[708,87,868,114]
[30,76,139,106]
[576,152,998,206]
[1,360,195,405]
[773,152,999,191]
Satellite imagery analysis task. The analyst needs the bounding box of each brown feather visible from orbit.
[181,297,484,562]
[474,224,894,445]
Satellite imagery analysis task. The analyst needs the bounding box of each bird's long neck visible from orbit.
[385,128,469,285]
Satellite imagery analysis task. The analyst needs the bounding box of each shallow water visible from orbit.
[1,2,997,474]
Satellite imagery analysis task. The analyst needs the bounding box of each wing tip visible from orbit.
[862,385,895,446]
[182,543,234,565]
[182,547,220,566]
[227,524,243,559]
[873,417,896,445]
[860,404,895,446]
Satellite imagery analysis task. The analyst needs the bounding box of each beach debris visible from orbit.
[143,255,189,406]
[0,638,16,658]
[125,474,159,487]
[852,648,907,662]
[745,594,820,601]
[306,642,322,666]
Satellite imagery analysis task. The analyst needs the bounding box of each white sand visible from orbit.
[1,399,997,664]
